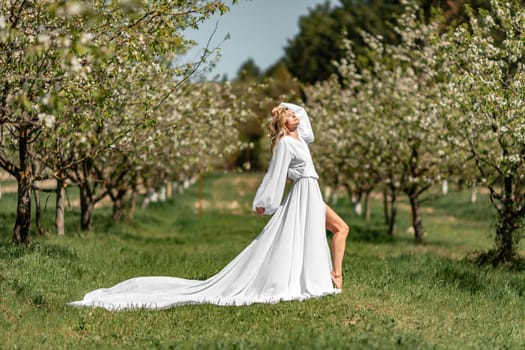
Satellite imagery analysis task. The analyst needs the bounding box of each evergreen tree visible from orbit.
[235,58,262,82]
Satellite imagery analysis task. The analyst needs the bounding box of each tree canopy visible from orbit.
[0,0,237,243]
[281,0,492,84]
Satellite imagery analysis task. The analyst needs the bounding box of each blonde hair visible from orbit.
[269,105,290,151]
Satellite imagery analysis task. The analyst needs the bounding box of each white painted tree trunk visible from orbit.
[442,180,448,195]
[324,186,332,201]
[353,200,362,216]
[331,191,338,205]
[150,188,159,203]
[159,186,166,202]
[166,182,172,198]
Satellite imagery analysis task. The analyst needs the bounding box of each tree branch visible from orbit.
[151,19,224,111]
[0,153,18,177]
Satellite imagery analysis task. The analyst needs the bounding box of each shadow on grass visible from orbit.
[342,221,395,244]
[342,214,492,250]
[328,216,467,248]
[377,253,525,297]
[434,262,486,294]
[470,249,525,271]
[438,256,525,296]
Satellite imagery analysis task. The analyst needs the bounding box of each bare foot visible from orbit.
[331,271,343,290]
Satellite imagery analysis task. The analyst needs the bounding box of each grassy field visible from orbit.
[1,173,524,349]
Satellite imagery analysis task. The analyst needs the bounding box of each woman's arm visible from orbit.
[252,140,292,215]
[280,102,314,143]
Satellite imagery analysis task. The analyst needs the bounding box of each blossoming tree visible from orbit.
[0,0,233,243]
[309,8,456,240]
[437,0,525,263]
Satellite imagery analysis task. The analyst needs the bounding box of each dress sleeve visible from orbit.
[280,102,314,143]
[252,140,292,215]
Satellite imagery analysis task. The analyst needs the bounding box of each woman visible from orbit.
[69,102,348,311]
[253,103,349,291]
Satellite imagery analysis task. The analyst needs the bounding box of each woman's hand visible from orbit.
[256,207,265,216]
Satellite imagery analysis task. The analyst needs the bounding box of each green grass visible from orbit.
[0,173,524,349]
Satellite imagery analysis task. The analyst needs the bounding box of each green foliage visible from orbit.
[229,66,303,171]
[0,173,524,349]
[281,0,494,83]
[235,58,262,82]
[283,0,414,83]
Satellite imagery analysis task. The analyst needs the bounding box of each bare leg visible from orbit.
[325,203,349,290]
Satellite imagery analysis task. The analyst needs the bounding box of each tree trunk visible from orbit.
[353,199,362,216]
[442,180,448,195]
[113,197,122,222]
[79,181,94,231]
[111,183,128,223]
[31,162,45,235]
[167,181,172,199]
[343,183,356,214]
[407,146,423,241]
[495,214,516,263]
[324,186,332,203]
[352,191,362,216]
[364,190,371,222]
[12,126,32,244]
[331,191,338,205]
[13,172,32,243]
[55,176,65,236]
[197,167,203,215]
[493,175,519,263]
[126,190,137,220]
[471,187,477,203]
[383,188,390,225]
[32,187,45,235]
[408,192,424,241]
[388,187,397,236]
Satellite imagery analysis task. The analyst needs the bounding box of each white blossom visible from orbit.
[37,33,51,47]
[70,56,82,72]
[38,113,56,128]
[79,32,94,45]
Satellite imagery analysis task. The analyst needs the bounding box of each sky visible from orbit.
[183,0,340,80]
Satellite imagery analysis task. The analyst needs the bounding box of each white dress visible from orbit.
[69,103,339,310]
